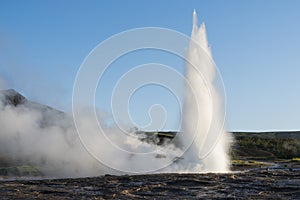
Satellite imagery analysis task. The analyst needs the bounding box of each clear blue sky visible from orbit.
[1,0,300,131]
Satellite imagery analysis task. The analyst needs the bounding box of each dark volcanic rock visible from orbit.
[0,89,26,106]
[0,164,299,199]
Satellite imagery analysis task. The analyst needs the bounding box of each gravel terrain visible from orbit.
[0,163,299,199]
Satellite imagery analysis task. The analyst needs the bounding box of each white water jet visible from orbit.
[179,10,230,172]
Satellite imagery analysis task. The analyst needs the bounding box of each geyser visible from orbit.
[179,10,230,172]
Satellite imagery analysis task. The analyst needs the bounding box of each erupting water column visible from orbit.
[179,10,230,172]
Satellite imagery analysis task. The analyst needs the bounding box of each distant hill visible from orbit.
[232,132,300,159]
[0,89,62,113]
[0,89,26,106]
[0,89,68,128]
[233,131,300,139]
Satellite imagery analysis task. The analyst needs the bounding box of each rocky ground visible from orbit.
[0,162,299,199]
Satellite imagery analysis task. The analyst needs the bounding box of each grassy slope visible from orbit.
[231,131,300,160]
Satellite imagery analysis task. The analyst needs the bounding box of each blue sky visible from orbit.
[1,0,300,131]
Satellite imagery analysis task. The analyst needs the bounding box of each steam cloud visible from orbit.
[0,90,183,177]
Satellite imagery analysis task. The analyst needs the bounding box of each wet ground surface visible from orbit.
[0,163,299,199]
